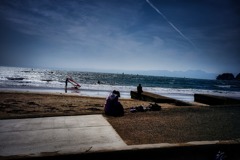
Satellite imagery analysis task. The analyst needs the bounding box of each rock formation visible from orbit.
[236,73,240,80]
[216,73,235,80]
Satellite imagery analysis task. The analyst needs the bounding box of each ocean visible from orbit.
[0,66,240,102]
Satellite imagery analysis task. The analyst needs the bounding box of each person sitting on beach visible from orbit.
[104,90,124,117]
[137,84,143,100]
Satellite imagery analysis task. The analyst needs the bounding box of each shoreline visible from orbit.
[0,87,198,103]
[0,87,132,99]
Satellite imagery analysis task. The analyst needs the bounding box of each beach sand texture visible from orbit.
[0,91,151,119]
[1,91,240,145]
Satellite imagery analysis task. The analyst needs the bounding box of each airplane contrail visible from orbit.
[146,0,196,48]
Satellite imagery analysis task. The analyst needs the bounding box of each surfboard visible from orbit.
[67,77,81,88]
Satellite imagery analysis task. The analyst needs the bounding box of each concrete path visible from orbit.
[1,115,240,160]
[0,115,126,158]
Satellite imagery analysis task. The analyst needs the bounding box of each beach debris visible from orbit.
[130,103,161,113]
[148,102,161,111]
[130,105,145,113]
[85,146,92,153]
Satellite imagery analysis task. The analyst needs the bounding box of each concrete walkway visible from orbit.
[0,115,126,158]
[1,115,240,160]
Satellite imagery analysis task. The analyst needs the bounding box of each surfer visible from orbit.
[65,76,81,89]
[65,77,69,87]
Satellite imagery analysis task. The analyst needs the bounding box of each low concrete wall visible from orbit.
[130,91,191,106]
[194,94,240,105]
[13,143,240,160]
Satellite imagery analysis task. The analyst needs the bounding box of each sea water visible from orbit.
[0,66,240,102]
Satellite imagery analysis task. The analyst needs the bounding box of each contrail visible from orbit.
[146,0,196,48]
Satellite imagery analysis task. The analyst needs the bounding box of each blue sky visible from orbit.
[0,0,239,75]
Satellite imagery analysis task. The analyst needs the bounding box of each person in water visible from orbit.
[65,77,69,87]
[65,77,80,93]
[104,90,124,117]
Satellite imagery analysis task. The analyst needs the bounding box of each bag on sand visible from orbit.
[130,103,161,113]
[148,103,161,111]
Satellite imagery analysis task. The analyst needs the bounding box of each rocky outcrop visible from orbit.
[216,73,235,80]
[236,73,240,80]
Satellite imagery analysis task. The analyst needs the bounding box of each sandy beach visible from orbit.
[0,91,152,119]
[1,90,240,146]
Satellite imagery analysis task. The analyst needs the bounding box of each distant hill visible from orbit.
[72,68,218,80]
[125,70,217,80]
[110,69,217,80]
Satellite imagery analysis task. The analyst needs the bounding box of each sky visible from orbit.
[0,0,239,76]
